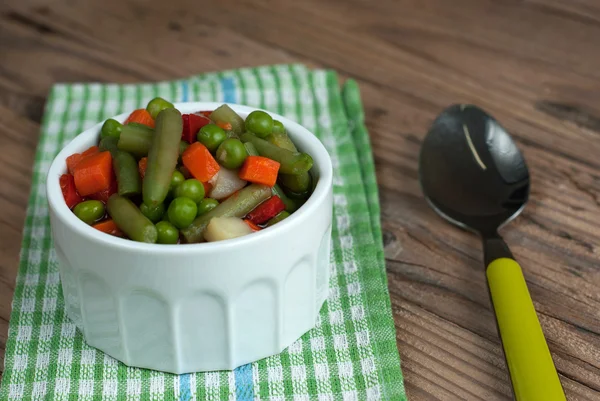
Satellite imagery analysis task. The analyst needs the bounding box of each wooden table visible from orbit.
[1,0,599,399]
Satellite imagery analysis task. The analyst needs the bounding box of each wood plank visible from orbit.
[0,0,598,398]
[0,105,40,378]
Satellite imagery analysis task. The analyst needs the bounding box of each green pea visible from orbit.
[170,170,185,190]
[167,170,186,199]
[73,200,105,225]
[245,110,273,138]
[196,198,219,217]
[174,179,205,204]
[139,203,165,223]
[100,118,123,140]
[146,97,174,119]
[216,138,248,169]
[179,141,190,157]
[156,221,179,244]
[272,120,285,134]
[167,197,198,229]
[197,124,227,153]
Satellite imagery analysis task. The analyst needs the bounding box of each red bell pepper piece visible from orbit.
[181,113,211,143]
[60,174,84,209]
[246,196,285,225]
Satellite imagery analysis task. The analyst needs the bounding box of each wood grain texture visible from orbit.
[0,0,599,399]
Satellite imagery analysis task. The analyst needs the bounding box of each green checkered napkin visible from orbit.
[0,64,405,401]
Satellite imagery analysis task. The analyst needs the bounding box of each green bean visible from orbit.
[226,130,239,139]
[99,136,119,154]
[117,123,154,158]
[143,108,183,207]
[126,122,150,129]
[73,200,105,225]
[274,131,312,196]
[181,184,271,243]
[279,172,311,193]
[210,104,245,135]
[100,137,142,199]
[266,131,297,152]
[146,97,174,119]
[272,183,298,213]
[264,131,303,184]
[113,150,141,197]
[107,194,157,243]
[266,211,290,227]
[244,141,259,156]
[240,133,313,175]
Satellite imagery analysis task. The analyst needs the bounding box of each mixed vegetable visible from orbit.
[60,98,314,244]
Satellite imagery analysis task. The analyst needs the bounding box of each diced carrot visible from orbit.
[59,174,84,209]
[73,151,113,196]
[92,219,124,237]
[196,111,213,118]
[244,219,262,232]
[138,157,148,179]
[202,181,212,194]
[238,156,280,187]
[124,109,155,128]
[88,178,117,203]
[182,142,220,182]
[66,146,99,174]
[216,121,232,131]
[83,146,100,157]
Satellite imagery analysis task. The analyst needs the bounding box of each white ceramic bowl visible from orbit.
[46,103,333,374]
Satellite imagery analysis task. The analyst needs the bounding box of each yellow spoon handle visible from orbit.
[486,258,566,401]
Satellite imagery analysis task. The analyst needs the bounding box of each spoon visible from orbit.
[418,104,566,401]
